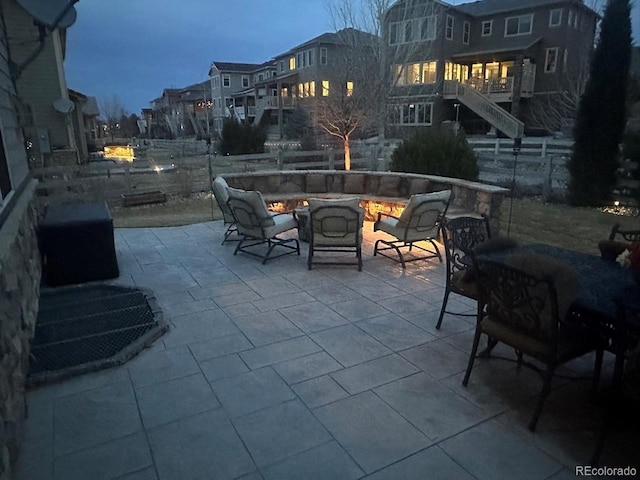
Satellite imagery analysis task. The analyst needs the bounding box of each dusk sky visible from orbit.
[64,0,640,116]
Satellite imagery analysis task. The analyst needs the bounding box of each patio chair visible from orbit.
[212,176,238,244]
[435,215,492,330]
[307,197,364,271]
[591,297,640,466]
[373,190,451,269]
[463,255,604,431]
[226,187,300,264]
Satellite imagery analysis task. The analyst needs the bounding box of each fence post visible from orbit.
[277,149,284,170]
[494,139,500,155]
[328,151,335,169]
[541,138,547,158]
[543,156,554,200]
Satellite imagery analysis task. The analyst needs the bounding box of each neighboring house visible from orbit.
[1,0,76,476]
[148,81,212,139]
[383,0,598,139]
[68,89,101,159]
[208,61,262,135]
[149,88,181,138]
[4,0,83,165]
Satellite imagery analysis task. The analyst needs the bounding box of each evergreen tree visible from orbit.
[568,0,632,206]
[219,118,266,155]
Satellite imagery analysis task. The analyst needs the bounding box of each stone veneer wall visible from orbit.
[221,170,508,235]
[0,180,41,480]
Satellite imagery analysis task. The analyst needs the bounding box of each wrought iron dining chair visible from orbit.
[212,176,238,245]
[373,190,451,269]
[591,297,640,465]
[609,223,640,242]
[307,197,364,271]
[436,215,491,330]
[463,255,605,431]
[226,187,300,264]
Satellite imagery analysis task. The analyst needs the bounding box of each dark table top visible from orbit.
[476,243,638,322]
[41,202,112,227]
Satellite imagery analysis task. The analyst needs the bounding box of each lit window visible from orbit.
[421,16,436,41]
[346,81,354,96]
[482,20,492,36]
[408,63,421,84]
[222,75,231,87]
[446,15,454,40]
[289,57,296,70]
[298,83,304,98]
[309,81,316,97]
[421,61,437,83]
[549,9,562,27]
[320,48,328,65]
[393,64,406,86]
[463,21,470,44]
[322,80,329,96]
[505,14,533,36]
[544,47,559,73]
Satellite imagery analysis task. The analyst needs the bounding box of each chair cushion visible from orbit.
[308,197,363,247]
[227,187,276,226]
[264,213,298,238]
[450,270,480,299]
[598,240,630,262]
[213,176,229,202]
[398,190,451,226]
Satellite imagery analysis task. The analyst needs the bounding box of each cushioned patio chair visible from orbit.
[226,187,300,264]
[212,176,238,244]
[307,197,364,271]
[373,190,451,269]
[435,215,492,330]
[463,255,604,431]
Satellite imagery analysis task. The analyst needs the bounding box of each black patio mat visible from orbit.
[28,284,168,386]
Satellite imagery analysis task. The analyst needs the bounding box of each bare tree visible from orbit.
[100,95,128,140]
[326,0,440,142]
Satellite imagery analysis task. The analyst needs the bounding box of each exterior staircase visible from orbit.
[187,112,204,137]
[444,80,524,139]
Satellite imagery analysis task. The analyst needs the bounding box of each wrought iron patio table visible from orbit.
[470,243,637,331]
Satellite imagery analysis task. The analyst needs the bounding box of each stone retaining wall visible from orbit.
[220,170,508,234]
[0,181,41,479]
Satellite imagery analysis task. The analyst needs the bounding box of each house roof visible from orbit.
[454,0,595,17]
[82,96,100,117]
[276,28,377,58]
[210,61,262,73]
[451,36,542,59]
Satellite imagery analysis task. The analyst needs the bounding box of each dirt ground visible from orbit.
[112,194,639,255]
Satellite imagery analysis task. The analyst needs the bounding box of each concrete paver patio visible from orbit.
[14,221,638,480]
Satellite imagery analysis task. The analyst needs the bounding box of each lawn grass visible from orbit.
[112,194,639,255]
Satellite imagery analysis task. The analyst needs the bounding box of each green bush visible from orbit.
[219,118,266,155]
[390,130,479,180]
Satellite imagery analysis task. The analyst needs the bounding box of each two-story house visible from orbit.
[208,62,262,135]
[245,28,377,140]
[383,0,598,139]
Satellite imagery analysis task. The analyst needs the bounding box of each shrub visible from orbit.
[390,130,479,180]
[219,118,266,155]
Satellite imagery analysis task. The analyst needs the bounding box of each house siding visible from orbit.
[0,3,42,479]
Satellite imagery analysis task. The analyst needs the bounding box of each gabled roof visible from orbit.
[276,28,377,58]
[210,61,262,73]
[82,96,100,117]
[454,0,595,17]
